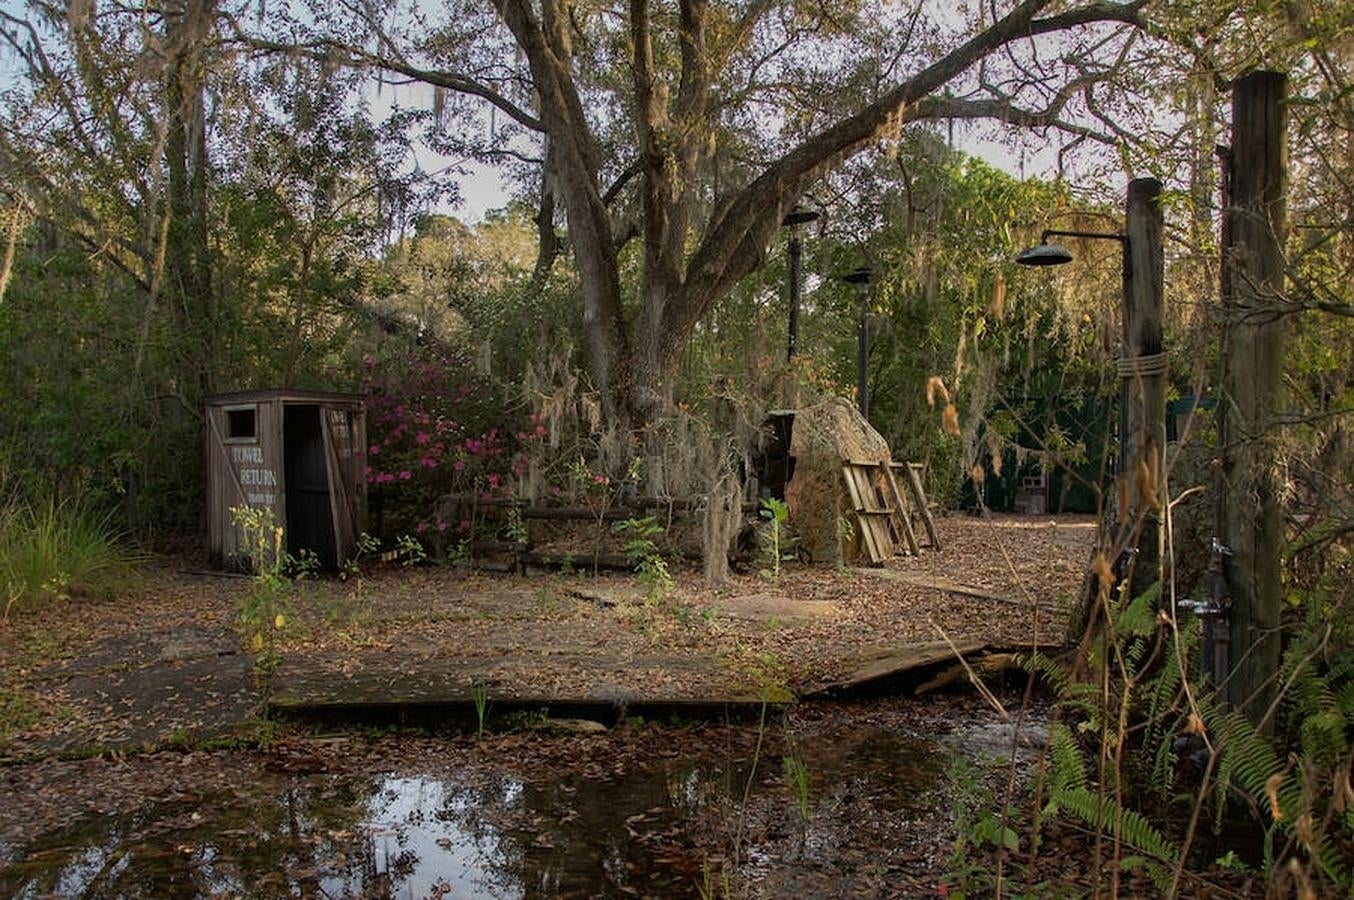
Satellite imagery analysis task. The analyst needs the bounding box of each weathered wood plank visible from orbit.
[802,639,985,697]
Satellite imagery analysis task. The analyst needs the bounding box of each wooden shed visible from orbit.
[205,389,367,569]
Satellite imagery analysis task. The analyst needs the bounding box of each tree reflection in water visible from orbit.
[1,728,946,897]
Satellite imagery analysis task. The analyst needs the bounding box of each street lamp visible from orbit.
[1015,178,1166,606]
[1014,229,1123,267]
[843,266,873,418]
[782,206,821,361]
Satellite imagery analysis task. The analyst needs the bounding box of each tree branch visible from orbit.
[240,36,545,132]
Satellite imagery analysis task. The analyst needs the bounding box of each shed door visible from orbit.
[283,405,337,566]
[321,407,361,562]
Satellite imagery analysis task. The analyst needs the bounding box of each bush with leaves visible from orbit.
[362,339,545,543]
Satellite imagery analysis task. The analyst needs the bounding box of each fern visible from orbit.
[1044,722,1088,797]
[1051,785,1178,892]
[1116,581,1161,638]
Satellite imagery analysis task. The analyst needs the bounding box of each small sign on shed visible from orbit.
[205,389,367,569]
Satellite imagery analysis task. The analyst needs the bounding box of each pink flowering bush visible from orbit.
[362,340,543,544]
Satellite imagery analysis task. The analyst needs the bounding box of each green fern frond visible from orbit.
[1117,582,1161,638]
[1045,723,1088,800]
[1052,784,1178,875]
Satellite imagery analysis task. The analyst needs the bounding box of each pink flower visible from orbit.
[453,459,466,472]
[458,519,470,532]
[416,521,428,533]
[534,425,547,437]
[420,456,437,469]
[593,474,608,484]
[465,438,482,455]
[437,519,449,532]
[416,431,431,445]
[399,470,412,481]
[368,445,380,456]
[377,472,395,484]
[487,473,501,488]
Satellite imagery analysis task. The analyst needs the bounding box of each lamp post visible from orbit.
[1016,178,1166,605]
[782,206,820,361]
[843,266,873,418]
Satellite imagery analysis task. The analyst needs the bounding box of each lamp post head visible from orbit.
[782,205,821,228]
[1015,228,1125,267]
[1015,242,1075,267]
[843,266,873,285]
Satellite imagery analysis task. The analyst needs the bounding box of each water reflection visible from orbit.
[1,728,946,897]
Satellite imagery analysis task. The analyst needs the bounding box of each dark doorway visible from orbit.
[284,405,337,566]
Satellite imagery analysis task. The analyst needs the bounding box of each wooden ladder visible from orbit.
[891,461,941,551]
[842,460,918,563]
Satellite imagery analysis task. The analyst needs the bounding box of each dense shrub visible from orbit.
[362,340,544,544]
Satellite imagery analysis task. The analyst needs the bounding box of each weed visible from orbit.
[394,533,428,566]
[782,734,811,824]
[0,683,41,742]
[615,516,673,606]
[470,682,492,740]
[0,493,140,618]
[504,504,529,546]
[230,506,305,681]
[339,532,382,581]
[758,498,789,578]
[532,586,561,613]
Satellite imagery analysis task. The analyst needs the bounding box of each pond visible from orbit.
[0,723,961,898]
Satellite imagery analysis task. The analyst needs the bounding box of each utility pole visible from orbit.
[1219,71,1287,727]
[1016,178,1168,632]
[844,266,873,419]
[1121,177,1167,603]
[783,207,820,361]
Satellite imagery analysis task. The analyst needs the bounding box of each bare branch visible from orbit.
[239,35,545,132]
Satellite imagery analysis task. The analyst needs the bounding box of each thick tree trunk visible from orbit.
[164,0,216,396]
[490,0,1143,437]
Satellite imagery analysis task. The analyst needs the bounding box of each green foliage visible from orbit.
[0,684,44,743]
[614,516,673,606]
[1021,553,1354,895]
[394,534,428,567]
[362,339,542,543]
[758,498,790,579]
[230,506,309,676]
[470,682,491,741]
[946,755,1022,895]
[782,734,812,825]
[0,489,139,618]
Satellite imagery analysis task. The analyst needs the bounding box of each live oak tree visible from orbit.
[267,0,1149,430]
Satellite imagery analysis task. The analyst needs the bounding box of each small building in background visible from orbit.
[205,389,367,569]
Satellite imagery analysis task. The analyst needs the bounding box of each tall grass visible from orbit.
[1,493,140,618]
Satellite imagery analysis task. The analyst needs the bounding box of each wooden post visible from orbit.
[1121,177,1167,602]
[1220,71,1287,726]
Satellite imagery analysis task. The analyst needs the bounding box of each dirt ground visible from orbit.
[0,512,1095,761]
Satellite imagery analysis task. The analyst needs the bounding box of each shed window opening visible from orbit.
[226,406,257,440]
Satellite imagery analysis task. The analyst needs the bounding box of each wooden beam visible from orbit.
[1220,70,1287,727]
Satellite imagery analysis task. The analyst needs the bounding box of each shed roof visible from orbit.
[206,388,367,407]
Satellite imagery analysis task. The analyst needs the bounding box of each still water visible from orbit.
[1,729,949,897]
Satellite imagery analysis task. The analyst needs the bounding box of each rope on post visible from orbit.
[1117,351,1168,378]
